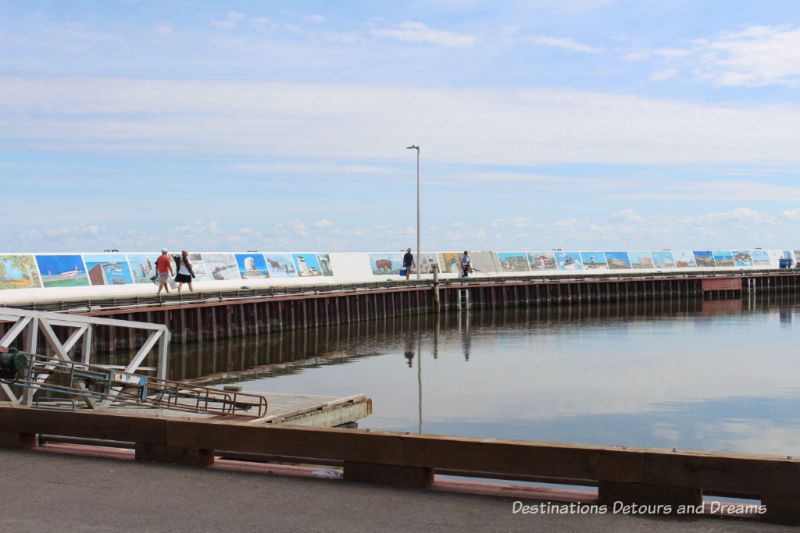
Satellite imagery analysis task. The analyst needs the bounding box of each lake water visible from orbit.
[158,293,800,456]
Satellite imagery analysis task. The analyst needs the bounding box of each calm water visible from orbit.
[128,294,800,456]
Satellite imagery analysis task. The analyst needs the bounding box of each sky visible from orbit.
[2,0,800,252]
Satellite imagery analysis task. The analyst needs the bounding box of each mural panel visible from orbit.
[751,250,770,266]
[732,251,753,267]
[0,255,41,290]
[580,251,608,270]
[555,251,583,270]
[128,253,160,284]
[293,253,324,277]
[470,251,498,273]
[263,254,298,278]
[629,251,654,269]
[180,253,210,282]
[651,251,675,269]
[83,254,134,286]
[35,255,90,288]
[497,252,530,272]
[317,254,334,276]
[712,250,735,267]
[528,252,557,270]
[605,252,631,269]
[370,253,404,275]
[235,253,270,279]
[693,251,715,267]
[673,251,697,268]
[438,253,462,275]
[203,253,241,280]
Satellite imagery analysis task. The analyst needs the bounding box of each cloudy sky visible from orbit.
[3,1,800,252]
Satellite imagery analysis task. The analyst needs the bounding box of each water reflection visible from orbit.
[108,292,800,455]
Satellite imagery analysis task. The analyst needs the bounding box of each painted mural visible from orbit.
[751,250,770,266]
[555,251,583,270]
[370,253,404,275]
[605,252,631,269]
[293,253,324,277]
[528,252,557,270]
[651,251,675,269]
[580,252,608,270]
[438,253,462,275]
[263,254,298,278]
[673,251,697,268]
[732,251,753,267]
[0,255,41,290]
[128,253,160,284]
[417,253,438,274]
[470,251,498,273]
[712,250,735,267]
[497,252,530,272]
[203,253,241,280]
[693,251,715,267]
[629,251,654,269]
[83,254,134,286]
[317,254,334,276]
[235,253,270,279]
[35,255,90,288]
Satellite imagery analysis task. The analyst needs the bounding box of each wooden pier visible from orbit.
[2,270,799,351]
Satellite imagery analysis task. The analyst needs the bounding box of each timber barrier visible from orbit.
[1,270,800,351]
[1,405,798,523]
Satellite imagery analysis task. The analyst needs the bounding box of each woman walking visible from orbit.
[175,250,196,293]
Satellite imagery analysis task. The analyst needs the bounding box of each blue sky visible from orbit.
[2,1,800,252]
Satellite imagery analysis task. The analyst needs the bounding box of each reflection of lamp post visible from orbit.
[417,317,423,433]
[406,145,420,280]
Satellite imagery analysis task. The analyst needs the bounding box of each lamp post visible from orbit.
[406,145,420,280]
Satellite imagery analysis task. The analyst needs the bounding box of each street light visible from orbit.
[406,145,420,280]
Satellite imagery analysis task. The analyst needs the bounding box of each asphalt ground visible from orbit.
[1,447,795,533]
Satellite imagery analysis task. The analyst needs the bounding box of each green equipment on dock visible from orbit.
[0,347,30,381]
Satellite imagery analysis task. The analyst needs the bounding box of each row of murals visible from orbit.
[368,250,795,275]
[0,253,333,290]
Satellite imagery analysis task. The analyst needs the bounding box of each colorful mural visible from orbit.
[555,251,583,270]
[605,252,631,269]
[629,251,654,269]
[712,250,735,267]
[751,250,770,266]
[673,251,697,268]
[202,253,241,280]
[317,254,334,276]
[35,255,90,288]
[83,254,134,286]
[732,251,753,267]
[293,253,324,277]
[370,253,404,275]
[180,253,211,282]
[497,252,530,272]
[580,252,607,269]
[128,253,160,284]
[528,252,557,270]
[0,255,41,290]
[651,251,675,269]
[263,254,297,278]
[235,253,270,279]
[693,251,715,267]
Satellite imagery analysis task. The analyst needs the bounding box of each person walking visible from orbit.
[156,249,174,295]
[461,251,472,278]
[174,250,196,293]
[403,248,416,280]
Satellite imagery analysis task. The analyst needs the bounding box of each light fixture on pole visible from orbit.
[406,145,420,280]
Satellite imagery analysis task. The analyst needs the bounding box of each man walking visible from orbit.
[156,248,174,295]
[403,248,416,280]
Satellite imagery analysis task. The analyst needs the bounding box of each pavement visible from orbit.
[1,447,795,533]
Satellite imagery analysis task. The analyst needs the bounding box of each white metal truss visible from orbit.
[0,307,170,408]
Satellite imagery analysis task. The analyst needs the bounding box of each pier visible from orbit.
[2,269,798,351]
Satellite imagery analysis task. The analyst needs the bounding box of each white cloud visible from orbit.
[305,14,325,23]
[211,11,246,30]
[649,68,677,81]
[371,22,476,47]
[525,35,603,54]
[5,77,800,168]
[230,162,394,175]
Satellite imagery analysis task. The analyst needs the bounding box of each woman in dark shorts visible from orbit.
[174,250,196,293]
